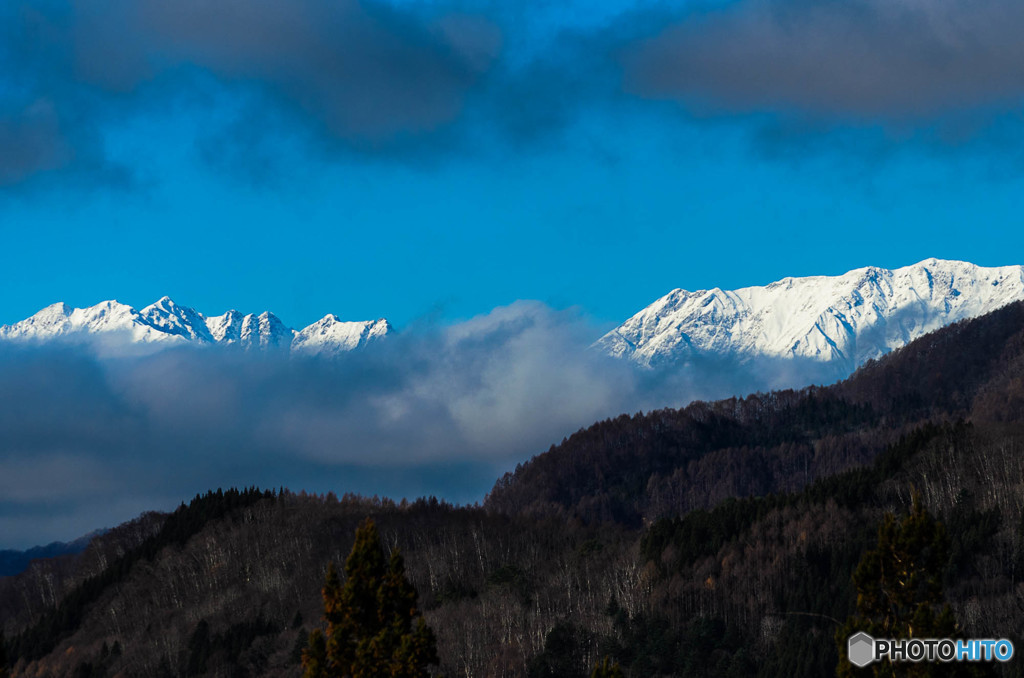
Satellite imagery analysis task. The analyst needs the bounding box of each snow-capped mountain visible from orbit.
[204,309,294,350]
[597,259,1024,376]
[0,300,180,344]
[292,315,393,356]
[0,297,392,356]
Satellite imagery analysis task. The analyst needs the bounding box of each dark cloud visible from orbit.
[623,0,1024,121]
[0,3,124,187]
[0,0,502,186]
[5,0,1024,187]
[129,0,496,141]
[0,101,71,185]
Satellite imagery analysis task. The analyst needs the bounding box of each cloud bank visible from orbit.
[5,0,1024,187]
[624,0,1024,120]
[0,0,501,185]
[0,300,842,549]
[0,303,623,547]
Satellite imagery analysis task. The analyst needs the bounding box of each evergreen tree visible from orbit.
[303,518,439,678]
[836,494,978,677]
[528,622,589,678]
[591,656,624,678]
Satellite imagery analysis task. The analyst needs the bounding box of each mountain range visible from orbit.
[596,258,1024,377]
[4,259,1024,375]
[0,297,393,356]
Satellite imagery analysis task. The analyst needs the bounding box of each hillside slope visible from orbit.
[492,301,1024,524]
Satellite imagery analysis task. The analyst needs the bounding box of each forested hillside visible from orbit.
[4,303,1024,677]
[487,301,1024,523]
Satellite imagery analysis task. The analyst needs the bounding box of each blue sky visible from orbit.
[2,0,1024,331]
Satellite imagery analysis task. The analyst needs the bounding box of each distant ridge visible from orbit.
[597,258,1024,376]
[0,297,393,356]
[6,259,1021,369]
[0,532,102,577]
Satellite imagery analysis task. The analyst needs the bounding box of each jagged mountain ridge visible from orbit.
[6,259,1023,367]
[597,258,1024,375]
[0,297,393,355]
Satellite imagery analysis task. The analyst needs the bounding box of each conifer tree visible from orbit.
[836,493,980,677]
[591,656,624,678]
[303,518,439,678]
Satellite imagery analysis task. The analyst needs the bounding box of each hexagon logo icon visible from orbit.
[848,632,875,668]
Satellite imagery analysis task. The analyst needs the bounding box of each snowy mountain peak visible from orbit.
[205,310,244,344]
[0,303,75,342]
[597,259,1024,376]
[140,296,214,343]
[241,312,294,350]
[291,315,392,356]
[0,299,394,356]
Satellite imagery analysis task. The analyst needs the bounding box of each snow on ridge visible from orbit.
[243,312,295,351]
[140,297,215,343]
[205,310,245,344]
[0,298,393,356]
[2,299,177,345]
[597,258,1024,372]
[292,315,393,356]
[5,259,1020,369]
